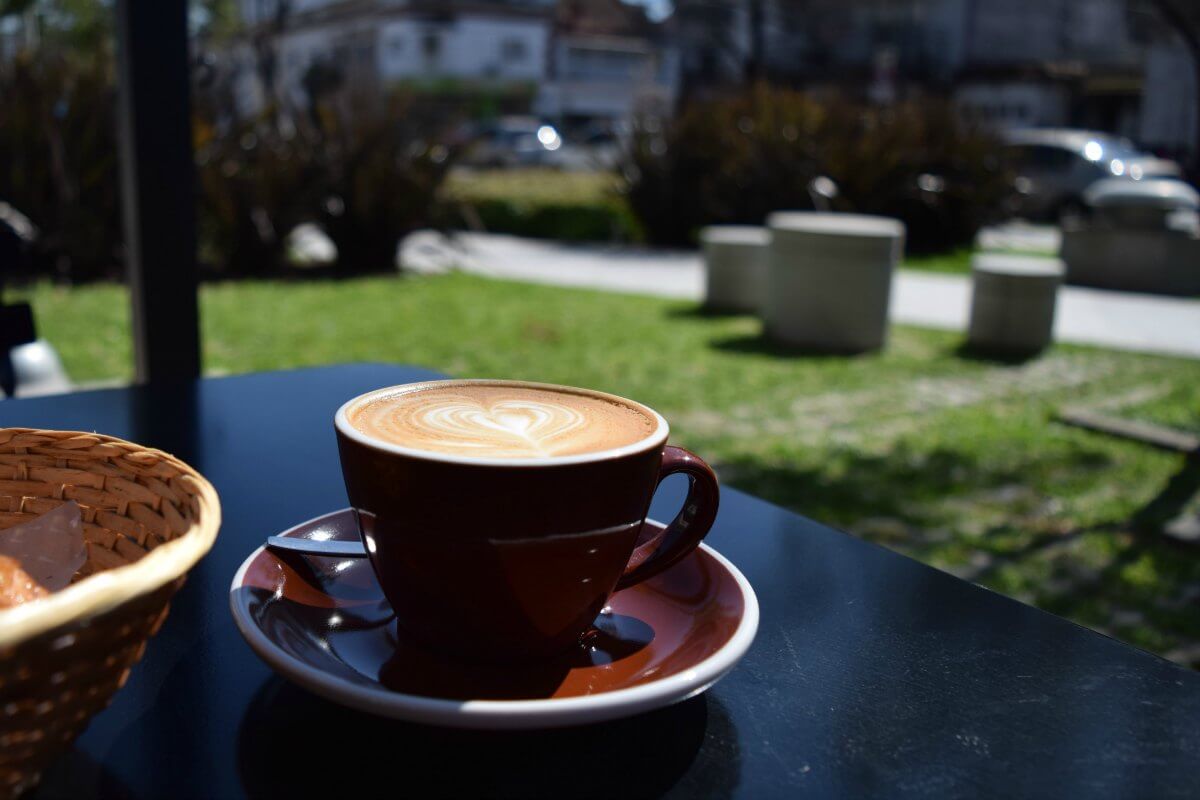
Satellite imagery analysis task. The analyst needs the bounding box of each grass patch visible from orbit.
[444,168,620,207]
[903,247,973,274]
[15,273,1200,667]
[903,247,1066,275]
[441,168,641,242]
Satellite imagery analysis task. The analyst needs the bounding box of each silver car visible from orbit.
[461,116,564,169]
[1002,128,1181,221]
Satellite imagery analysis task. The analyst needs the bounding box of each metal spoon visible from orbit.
[266,536,368,558]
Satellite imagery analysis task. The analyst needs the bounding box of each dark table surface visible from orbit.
[10,364,1200,799]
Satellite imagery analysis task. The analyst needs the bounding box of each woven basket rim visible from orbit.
[0,428,221,648]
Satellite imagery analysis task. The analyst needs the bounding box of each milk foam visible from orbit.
[348,383,657,459]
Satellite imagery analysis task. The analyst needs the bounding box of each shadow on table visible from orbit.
[30,749,134,800]
[237,678,734,798]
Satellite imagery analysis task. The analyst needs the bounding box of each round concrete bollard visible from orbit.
[701,226,771,312]
[967,253,1064,355]
[763,212,905,352]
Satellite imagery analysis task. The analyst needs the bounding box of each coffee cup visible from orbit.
[334,379,719,662]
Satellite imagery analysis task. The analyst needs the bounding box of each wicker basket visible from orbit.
[0,429,220,798]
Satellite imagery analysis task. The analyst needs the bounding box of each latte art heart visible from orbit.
[348,383,657,459]
[415,399,587,455]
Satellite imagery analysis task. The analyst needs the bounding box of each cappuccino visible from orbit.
[346,381,658,459]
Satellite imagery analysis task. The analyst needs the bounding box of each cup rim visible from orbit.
[334,379,670,467]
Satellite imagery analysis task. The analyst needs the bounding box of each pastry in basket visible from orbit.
[0,555,48,607]
[0,500,85,608]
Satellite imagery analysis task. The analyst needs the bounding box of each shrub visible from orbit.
[819,100,1011,253]
[1,48,459,282]
[0,52,122,282]
[194,111,317,277]
[621,85,1011,252]
[195,80,459,276]
[621,84,825,247]
[309,93,458,275]
[461,198,636,241]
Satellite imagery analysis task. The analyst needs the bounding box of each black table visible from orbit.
[11,365,1200,799]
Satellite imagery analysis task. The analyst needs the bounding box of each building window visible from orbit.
[501,38,527,62]
[421,32,441,60]
[565,47,641,81]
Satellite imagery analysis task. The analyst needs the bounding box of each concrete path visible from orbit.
[890,271,1200,358]
[400,231,1200,359]
[403,231,702,298]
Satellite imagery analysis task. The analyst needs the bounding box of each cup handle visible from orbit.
[615,446,719,591]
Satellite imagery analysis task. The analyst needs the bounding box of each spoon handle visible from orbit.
[266,536,368,558]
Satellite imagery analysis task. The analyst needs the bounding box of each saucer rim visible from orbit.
[228,508,759,729]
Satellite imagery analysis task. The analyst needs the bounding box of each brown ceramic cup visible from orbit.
[334,380,719,662]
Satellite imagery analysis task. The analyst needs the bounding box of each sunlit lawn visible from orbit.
[904,248,973,274]
[443,167,620,207]
[16,273,1200,667]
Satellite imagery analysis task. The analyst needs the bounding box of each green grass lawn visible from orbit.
[16,274,1200,667]
[903,248,973,274]
[443,168,621,207]
[903,248,1064,275]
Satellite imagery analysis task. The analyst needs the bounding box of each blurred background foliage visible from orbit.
[0,48,120,282]
[0,4,1012,281]
[621,84,1013,251]
[195,91,459,277]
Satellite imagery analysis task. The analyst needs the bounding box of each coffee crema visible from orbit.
[347,383,658,459]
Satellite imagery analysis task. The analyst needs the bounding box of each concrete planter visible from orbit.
[967,253,1064,356]
[763,212,905,352]
[701,226,771,312]
[1061,178,1200,296]
[1061,229,1200,296]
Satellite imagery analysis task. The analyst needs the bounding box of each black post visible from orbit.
[115,0,202,383]
[745,0,765,84]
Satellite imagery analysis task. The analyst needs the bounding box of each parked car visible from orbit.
[1001,128,1182,222]
[538,123,628,171]
[461,116,564,168]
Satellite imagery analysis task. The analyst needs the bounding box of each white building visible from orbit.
[953,81,1071,129]
[674,0,1157,143]
[237,0,553,110]
[235,0,675,126]
[673,0,809,86]
[1140,43,1198,162]
[536,0,680,124]
[923,0,1134,70]
[376,12,548,84]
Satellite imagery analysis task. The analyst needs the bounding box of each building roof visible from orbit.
[555,0,660,39]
